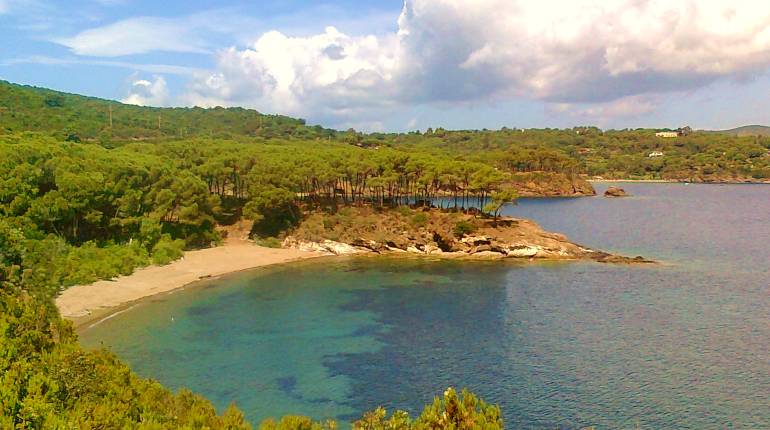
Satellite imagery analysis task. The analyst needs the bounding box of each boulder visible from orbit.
[460,235,492,246]
[472,250,506,258]
[471,244,492,254]
[282,237,369,255]
[506,245,539,258]
[604,186,629,198]
[351,238,383,252]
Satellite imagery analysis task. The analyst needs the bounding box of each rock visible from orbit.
[385,245,407,253]
[460,235,491,246]
[506,245,539,258]
[424,243,443,255]
[282,237,368,255]
[472,251,506,258]
[592,254,656,264]
[604,186,629,197]
[406,246,424,254]
[351,238,383,252]
[471,244,492,254]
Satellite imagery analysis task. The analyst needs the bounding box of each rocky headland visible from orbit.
[281,207,653,264]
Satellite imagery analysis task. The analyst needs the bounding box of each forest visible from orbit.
[2,79,770,428]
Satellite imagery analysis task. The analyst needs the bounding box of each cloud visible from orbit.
[122,75,169,106]
[182,26,399,118]
[180,0,770,125]
[550,95,660,126]
[3,55,203,75]
[56,16,213,57]
[0,0,8,14]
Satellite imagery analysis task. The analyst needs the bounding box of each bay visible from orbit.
[80,183,770,429]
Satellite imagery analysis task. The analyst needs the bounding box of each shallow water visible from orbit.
[80,183,770,429]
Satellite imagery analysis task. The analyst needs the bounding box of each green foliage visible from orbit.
[453,221,476,238]
[0,290,253,429]
[254,237,283,248]
[1,80,335,142]
[151,235,186,265]
[410,212,429,228]
[258,416,337,430]
[57,241,149,286]
[483,189,519,220]
[352,388,502,430]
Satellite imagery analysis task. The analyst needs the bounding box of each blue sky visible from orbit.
[3,0,770,132]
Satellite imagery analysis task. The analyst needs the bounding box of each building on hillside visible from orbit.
[648,151,664,158]
[655,131,679,138]
[655,126,692,138]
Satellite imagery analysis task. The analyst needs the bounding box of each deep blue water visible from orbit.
[81,183,770,429]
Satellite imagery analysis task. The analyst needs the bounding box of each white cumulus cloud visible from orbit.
[122,75,169,106]
[178,0,770,123]
[182,26,399,118]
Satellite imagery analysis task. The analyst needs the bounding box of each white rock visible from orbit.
[472,251,505,258]
[506,245,539,258]
[321,240,367,255]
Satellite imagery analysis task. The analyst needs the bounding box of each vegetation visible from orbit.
[1,79,766,427]
[3,80,769,184]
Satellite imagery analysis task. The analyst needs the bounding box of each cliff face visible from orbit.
[510,172,596,197]
[282,207,652,264]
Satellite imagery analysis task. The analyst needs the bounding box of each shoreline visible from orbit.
[589,178,770,184]
[56,242,327,329]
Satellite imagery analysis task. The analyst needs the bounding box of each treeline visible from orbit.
[371,127,770,181]
[1,134,519,276]
[4,80,770,181]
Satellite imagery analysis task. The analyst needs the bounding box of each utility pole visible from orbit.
[157,114,161,130]
[108,104,113,129]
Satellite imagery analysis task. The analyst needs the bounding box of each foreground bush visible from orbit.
[354,388,502,430]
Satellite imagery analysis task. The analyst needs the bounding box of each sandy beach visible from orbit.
[56,241,324,327]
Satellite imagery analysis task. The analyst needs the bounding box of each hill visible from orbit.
[0,80,335,142]
[2,79,769,183]
[714,125,770,137]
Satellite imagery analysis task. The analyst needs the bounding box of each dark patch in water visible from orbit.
[276,376,297,395]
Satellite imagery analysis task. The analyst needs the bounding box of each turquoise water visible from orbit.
[80,184,770,429]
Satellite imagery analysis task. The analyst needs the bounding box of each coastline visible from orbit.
[56,241,326,329]
[589,178,770,184]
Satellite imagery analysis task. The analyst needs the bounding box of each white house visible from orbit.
[655,132,678,138]
[648,151,664,158]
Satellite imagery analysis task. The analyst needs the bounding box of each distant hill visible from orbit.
[0,80,335,142]
[712,125,770,137]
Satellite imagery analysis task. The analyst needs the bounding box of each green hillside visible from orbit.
[715,125,770,137]
[4,80,770,182]
[0,80,335,142]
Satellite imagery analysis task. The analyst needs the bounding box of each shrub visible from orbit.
[352,388,502,430]
[255,237,282,248]
[151,235,186,265]
[453,221,476,238]
[410,213,429,228]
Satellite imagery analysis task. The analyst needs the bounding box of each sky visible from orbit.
[3,0,770,132]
